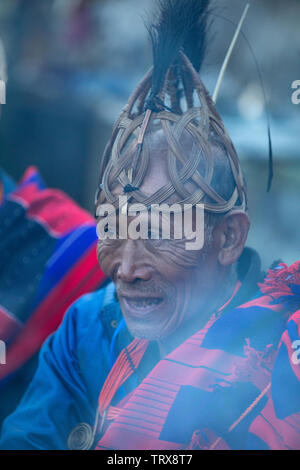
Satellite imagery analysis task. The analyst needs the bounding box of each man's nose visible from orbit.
[116,240,151,283]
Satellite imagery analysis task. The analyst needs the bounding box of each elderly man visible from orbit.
[1,0,300,450]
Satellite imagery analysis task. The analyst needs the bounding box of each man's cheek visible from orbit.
[152,247,197,276]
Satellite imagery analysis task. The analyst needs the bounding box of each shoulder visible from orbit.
[62,281,122,349]
[69,281,120,323]
[237,258,300,330]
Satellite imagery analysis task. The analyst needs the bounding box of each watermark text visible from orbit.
[291,80,300,105]
[96,196,205,251]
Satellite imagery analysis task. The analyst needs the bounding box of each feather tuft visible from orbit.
[146,0,210,99]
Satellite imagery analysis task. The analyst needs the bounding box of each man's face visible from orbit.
[96,131,222,346]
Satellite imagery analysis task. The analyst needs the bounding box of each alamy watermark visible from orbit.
[291,80,300,105]
[96,196,205,251]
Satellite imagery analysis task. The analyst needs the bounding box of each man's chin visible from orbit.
[126,323,165,341]
[119,298,178,341]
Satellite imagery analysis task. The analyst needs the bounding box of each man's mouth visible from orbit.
[120,295,164,315]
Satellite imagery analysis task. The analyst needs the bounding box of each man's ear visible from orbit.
[214,211,250,266]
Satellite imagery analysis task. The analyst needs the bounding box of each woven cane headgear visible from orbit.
[96,0,247,214]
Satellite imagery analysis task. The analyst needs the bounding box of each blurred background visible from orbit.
[0,0,299,270]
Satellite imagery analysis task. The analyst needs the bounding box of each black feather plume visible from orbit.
[146,0,210,100]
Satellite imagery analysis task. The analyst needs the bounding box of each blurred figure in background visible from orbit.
[0,36,107,426]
